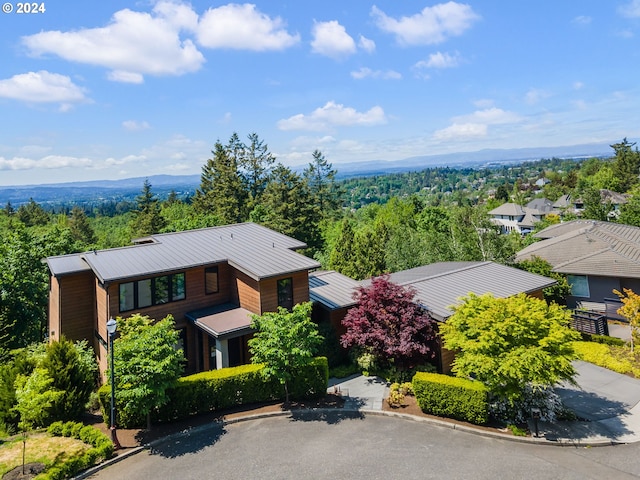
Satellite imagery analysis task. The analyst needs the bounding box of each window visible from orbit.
[277,277,293,310]
[205,267,219,294]
[567,275,590,298]
[119,282,134,312]
[118,272,186,312]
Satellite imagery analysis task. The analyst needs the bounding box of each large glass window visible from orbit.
[119,282,134,312]
[173,273,186,300]
[277,277,293,310]
[118,272,186,312]
[567,275,590,298]
[205,267,219,294]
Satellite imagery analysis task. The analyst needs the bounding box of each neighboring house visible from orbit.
[46,223,321,378]
[362,261,557,373]
[515,220,640,310]
[488,199,551,235]
[553,190,629,218]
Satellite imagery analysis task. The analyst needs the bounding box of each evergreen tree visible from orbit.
[611,138,640,192]
[192,140,248,224]
[16,198,49,227]
[41,337,97,421]
[69,206,96,245]
[259,164,321,250]
[239,132,275,204]
[581,187,609,221]
[4,201,14,217]
[303,150,342,217]
[618,186,640,226]
[130,179,167,237]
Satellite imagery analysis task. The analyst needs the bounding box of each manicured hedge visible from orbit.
[41,421,113,480]
[100,358,329,427]
[412,372,488,425]
[580,332,626,347]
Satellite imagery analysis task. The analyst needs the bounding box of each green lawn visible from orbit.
[0,432,88,477]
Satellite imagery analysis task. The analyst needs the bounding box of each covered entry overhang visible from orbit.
[186,303,255,370]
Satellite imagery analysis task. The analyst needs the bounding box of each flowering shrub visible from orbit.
[489,385,565,424]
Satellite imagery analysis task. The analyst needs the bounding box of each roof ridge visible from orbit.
[399,261,490,286]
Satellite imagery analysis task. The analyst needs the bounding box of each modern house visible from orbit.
[515,220,640,310]
[46,223,323,377]
[362,261,557,373]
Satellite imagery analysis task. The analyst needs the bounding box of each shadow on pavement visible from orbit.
[148,423,227,458]
[555,387,629,421]
[288,409,365,424]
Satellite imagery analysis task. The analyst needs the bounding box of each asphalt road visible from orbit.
[87,412,640,480]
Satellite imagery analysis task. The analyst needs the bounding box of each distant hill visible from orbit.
[0,142,613,207]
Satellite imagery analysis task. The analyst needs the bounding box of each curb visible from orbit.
[74,405,627,478]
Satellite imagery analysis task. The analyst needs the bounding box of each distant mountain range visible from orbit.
[0,142,613,207]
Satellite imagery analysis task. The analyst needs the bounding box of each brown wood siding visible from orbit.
[56,272,95,343]
[259,271,310,313]
[48,276,61,342]
[440,346,456,375]
[527,289,544,300]
[233,269,261,313]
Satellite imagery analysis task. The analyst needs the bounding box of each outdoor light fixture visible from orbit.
[106,317,121,450]
[531,407,541,438]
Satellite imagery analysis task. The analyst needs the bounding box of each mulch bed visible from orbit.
[2,463,46,480]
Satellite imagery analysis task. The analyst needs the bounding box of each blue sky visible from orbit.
[1,1,640,186]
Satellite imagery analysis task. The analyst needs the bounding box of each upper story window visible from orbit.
[277,277,293,310]
[119,272,186,312]
[205,266,219,294]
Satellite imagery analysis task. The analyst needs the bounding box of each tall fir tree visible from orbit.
[611,138,640,193]
[328,218,358,279]
[303,150,342,217]
[130,179,166,237]
[240,132,275,205]
[68,206,96,246]
[192,139,248,224]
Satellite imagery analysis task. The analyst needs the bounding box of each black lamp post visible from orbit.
[106,317,121,450]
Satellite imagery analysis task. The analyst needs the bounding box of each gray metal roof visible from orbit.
[380,262,479,285]
[47,223,320,282]
[46,254,92,277]
[399,262,557,321]
[309,270,360,310]
[517,220,640,278]
[186,303,254,339]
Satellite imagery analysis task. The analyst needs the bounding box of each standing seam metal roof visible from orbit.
[47,223,320,282]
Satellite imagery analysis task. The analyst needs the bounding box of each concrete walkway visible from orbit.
[327,374,388,411]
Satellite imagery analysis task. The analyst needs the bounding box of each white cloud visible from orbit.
[0,155,93,171]
[572,15,592,25]
[122,120,151,131]
[619,0,640,18]
[311,20,356,59]
[573,81,584,90]
[277,101,387,131]
[524,88,550,105]
[415,51,461,69]
[21,4,205,82]
[0,71,87,104]
[351,67,402,80]
[197,3,299,50]
[108,71,144,84]
[371,2,480,46]
[434,107,521,141]
[433,122,487,141]
[453,107,521,125]
[473,98,494,108]
[358,35,376,53]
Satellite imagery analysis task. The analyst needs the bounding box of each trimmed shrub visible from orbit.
[412,372,489,425]
[99,358,329,427]
[43,421,113,479]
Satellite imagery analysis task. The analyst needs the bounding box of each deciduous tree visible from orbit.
[249,302,323,403]
[111,314,184,429]
[440,292,579,404]
[614,288,640,352]
[341,276,436,375]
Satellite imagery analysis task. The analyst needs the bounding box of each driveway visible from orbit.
[86,413,640,480]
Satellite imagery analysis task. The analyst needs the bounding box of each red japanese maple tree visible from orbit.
[341,275,436,372]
